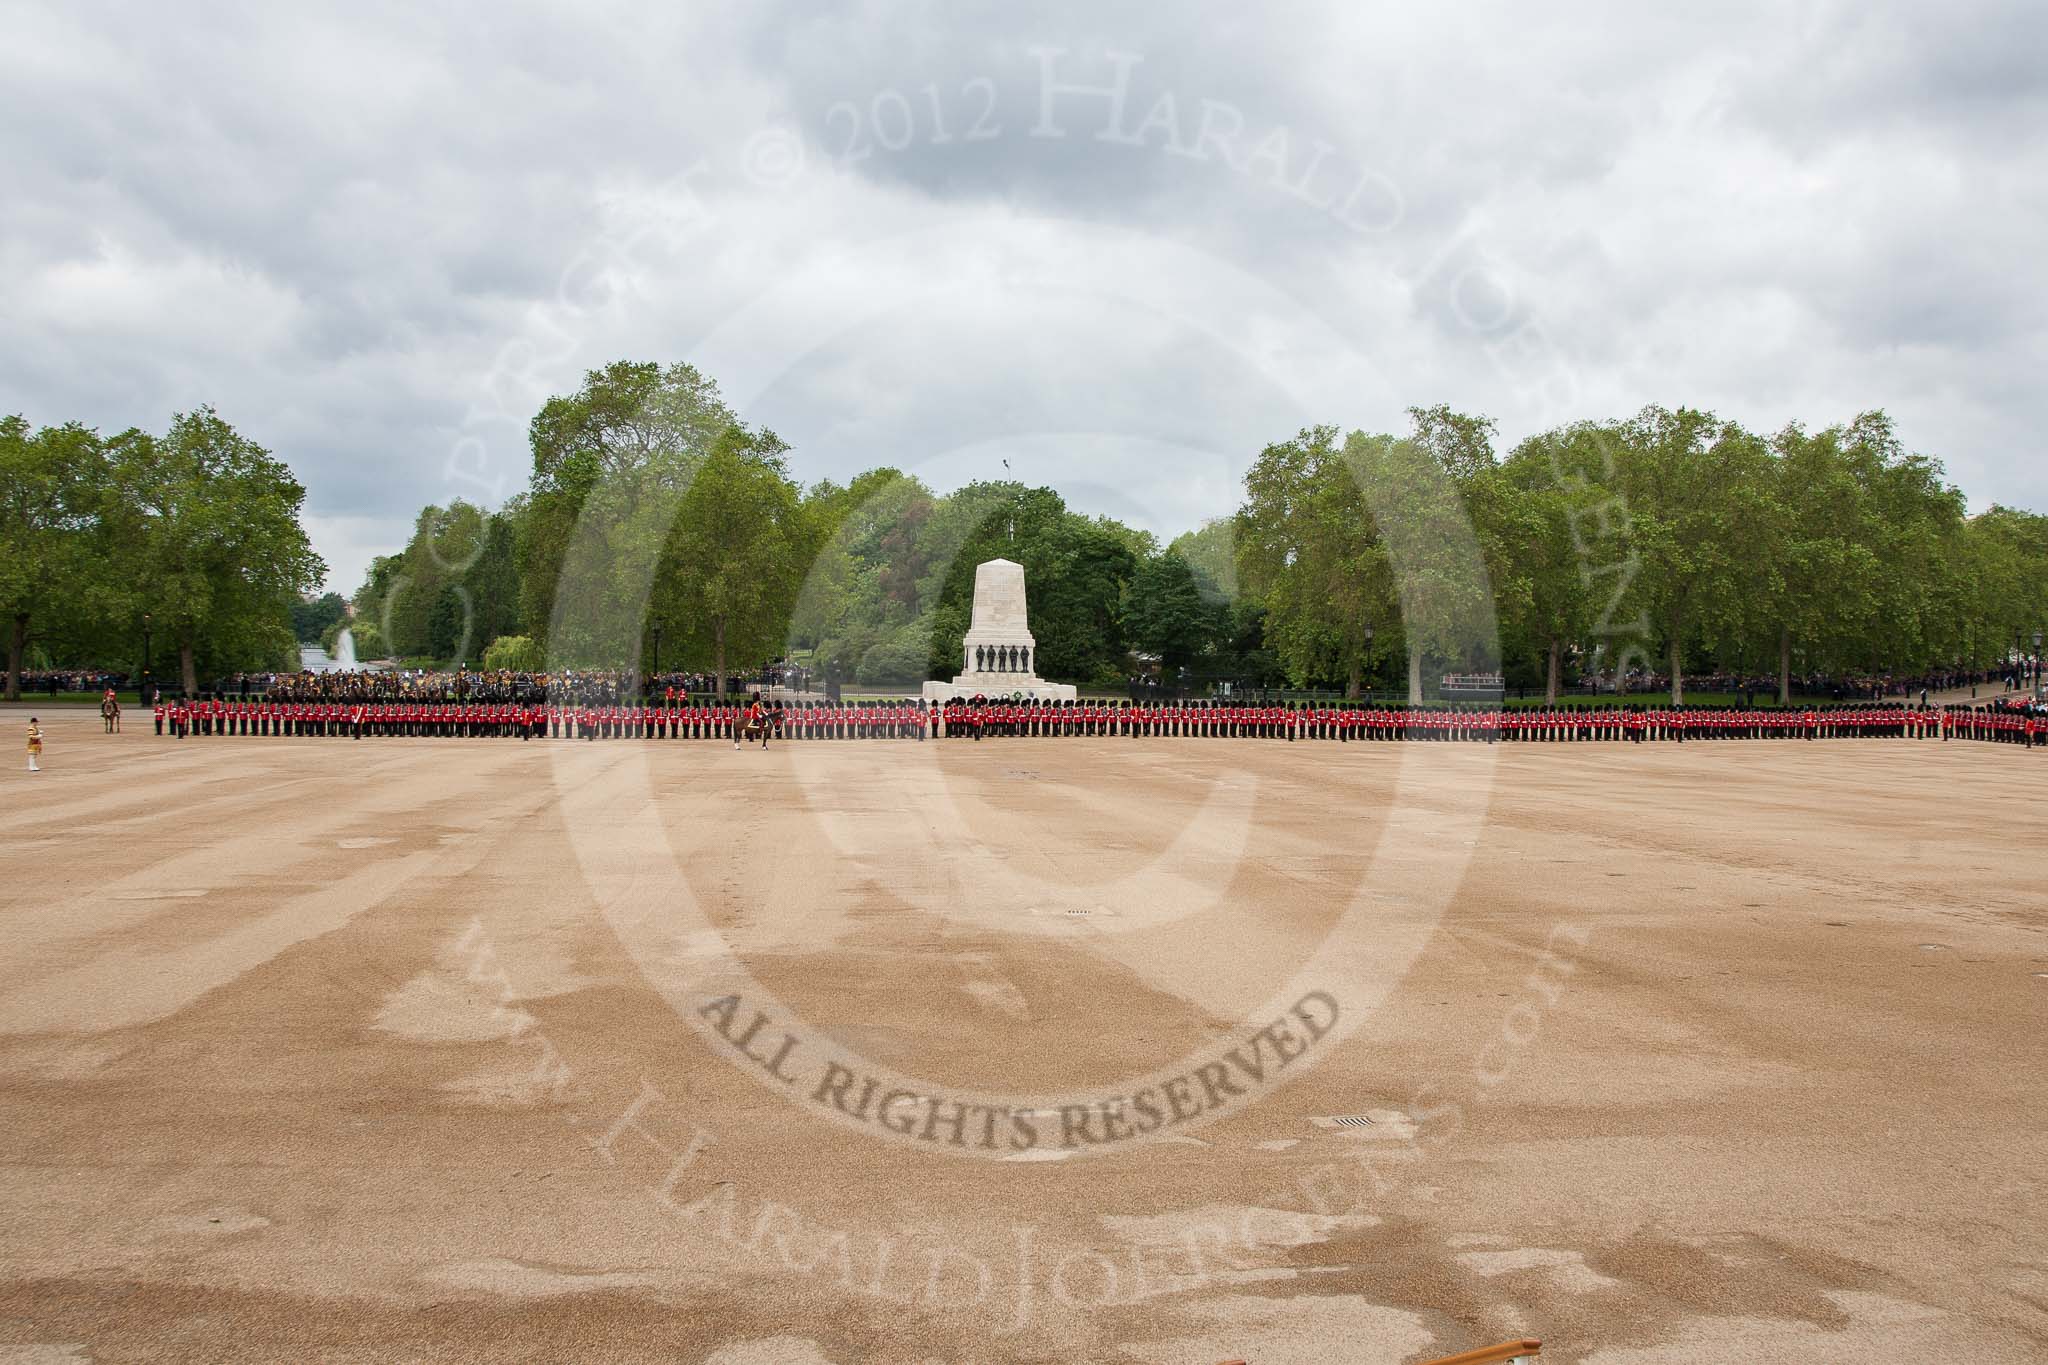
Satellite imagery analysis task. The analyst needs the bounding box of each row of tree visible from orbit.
[0,408,322,700]
[352,363,1284,694]
[8,362,2041,705]
[1236,407,2047,701]
[350,362,1179,695]
[348,361,2046,702]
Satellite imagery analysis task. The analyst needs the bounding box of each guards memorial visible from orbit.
[921,558,1078,703]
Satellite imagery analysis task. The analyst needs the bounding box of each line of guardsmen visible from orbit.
[148,694,2045,746]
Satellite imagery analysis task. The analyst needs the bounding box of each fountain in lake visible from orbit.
[298,626,372,673]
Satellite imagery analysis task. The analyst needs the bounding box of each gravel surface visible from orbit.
[2,709,2044,1362]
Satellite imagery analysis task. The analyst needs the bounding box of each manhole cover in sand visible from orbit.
[1311,1110,1418,1138]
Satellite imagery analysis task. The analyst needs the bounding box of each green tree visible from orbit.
[468,507,524,647]
[1762,422,1880,699]
[856,631,928,686]
[1126,551,1224,673]
[426,585,469,662]
[1236,410,1504,701]
[521,361,740,654]
[0,417,115,700]
[383,503,476,659]
[1407,403,1499,482]
[654,426,810,693]
[1847,413,1970,677]
[1497,427,1611,701]
[1030,517,1138,684]
[352,553,403,626]
[291,592,348,644]
[1607,407,1774,702]
[111,407,323,694]
[1236,426,1390,696]
[1958,506,2048,675]
[1167,518,1240,604]
[790,469,934,654]
[482,634,544,672]
[365,500,534,664]
[1350,427,1502,701]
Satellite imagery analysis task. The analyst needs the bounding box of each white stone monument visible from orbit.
[921,558,1078,702]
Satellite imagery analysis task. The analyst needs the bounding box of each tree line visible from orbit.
[8,362,2043,705]
[0,407,322,700]
[1236,406,2048,701]
[354,364,2047,703]
[350,362,1283,695]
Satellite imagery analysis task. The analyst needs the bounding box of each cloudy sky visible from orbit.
[5,1,2044,592]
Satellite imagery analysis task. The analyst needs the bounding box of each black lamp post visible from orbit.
[140,613,151,700]
[1363,620,1376,703]
[2033,628,2043,689]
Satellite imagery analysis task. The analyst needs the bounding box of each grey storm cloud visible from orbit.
[2,0,2043,593]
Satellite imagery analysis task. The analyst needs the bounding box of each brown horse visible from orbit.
[738,697,776,748]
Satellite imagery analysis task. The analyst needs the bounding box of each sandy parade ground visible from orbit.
[0,705,2044,1363]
